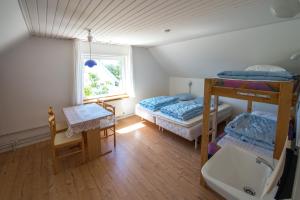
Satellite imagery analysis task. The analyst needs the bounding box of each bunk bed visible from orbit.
[200,78,300,185]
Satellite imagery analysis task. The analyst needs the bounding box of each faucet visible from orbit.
[256,157,274,171]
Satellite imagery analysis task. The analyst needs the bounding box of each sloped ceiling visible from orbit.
[0,0,28,53]
[18,0,300,46]
[149,19,300,78]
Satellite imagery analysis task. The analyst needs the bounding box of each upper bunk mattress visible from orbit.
[217,70,299,81]
[155,103,232,128]
[215,78,300,92]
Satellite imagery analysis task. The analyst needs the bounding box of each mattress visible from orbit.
[155,104,232,128]
[215,78,299,92]
[155,104,232,141]
[135,104,158,123]
[217,134,273,161]
[139,96,179,111]
[217,70,299,81]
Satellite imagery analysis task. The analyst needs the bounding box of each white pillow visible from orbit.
[245,65,286,72]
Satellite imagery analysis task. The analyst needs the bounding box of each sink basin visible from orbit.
[201,145,277,200]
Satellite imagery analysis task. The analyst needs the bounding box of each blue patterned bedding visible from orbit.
[139,96,179,111]
[160,101,203,121]
[225,113,276,150]
[217,70,298,81]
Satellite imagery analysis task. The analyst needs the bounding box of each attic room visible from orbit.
[0,0,300,199]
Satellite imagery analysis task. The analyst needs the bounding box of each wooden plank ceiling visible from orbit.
[18,0,283,46]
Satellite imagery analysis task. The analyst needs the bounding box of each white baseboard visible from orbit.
[116,113,134,120]
[0,114,135,153]
[0,126,50,153]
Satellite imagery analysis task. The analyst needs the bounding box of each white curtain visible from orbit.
[126,46,135,97]
[73,39,83,105]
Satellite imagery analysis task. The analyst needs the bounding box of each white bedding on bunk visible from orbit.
[217,134,273,161]
[155,104,232,128]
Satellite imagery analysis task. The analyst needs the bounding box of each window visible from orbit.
[82,55,127,100]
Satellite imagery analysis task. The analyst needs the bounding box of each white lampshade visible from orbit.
[270,0,300,18]
[290,52,300,60]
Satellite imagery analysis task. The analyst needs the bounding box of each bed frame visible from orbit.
[200,78,300,186]
[156,104,232,149]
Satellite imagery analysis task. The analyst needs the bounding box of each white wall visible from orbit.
[0,36,168,150]
[0,0,28,53]
[0,37,74,136]
[132,47,169,101]
[169,77,204,96]
[150,19,300,78]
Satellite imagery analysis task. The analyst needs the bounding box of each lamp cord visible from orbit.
[89,42,92,60]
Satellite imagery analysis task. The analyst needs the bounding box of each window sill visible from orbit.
[83,94,129,104]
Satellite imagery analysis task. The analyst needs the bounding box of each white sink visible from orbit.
[201,145,278,200]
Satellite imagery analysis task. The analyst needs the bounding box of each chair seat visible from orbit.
[56,121,68,132]
[54,132,82,148]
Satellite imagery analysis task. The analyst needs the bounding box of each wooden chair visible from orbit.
[48,106,68,133]
[97,99,116,148]
[48,113,85,174]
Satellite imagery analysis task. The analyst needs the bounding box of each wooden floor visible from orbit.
[0,116,224,200]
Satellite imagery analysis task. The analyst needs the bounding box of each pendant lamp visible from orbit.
[85,29,97,68]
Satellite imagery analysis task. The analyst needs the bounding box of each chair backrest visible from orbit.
[97,99,115,115]
[96,99,105,107]
[48,106,54,116]
[48,106,57,143]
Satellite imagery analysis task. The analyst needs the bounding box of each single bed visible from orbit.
[155,103,233,149]
[135,96,179,123]
[135,103,158,123]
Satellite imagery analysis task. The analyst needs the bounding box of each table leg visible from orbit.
[86,128,101,160]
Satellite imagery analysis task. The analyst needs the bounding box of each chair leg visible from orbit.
[194,138,198,149]
[113,125,116,148]
[52,149,58,174]
[81,140,86,163]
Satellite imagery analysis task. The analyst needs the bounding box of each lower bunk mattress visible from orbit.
[155,104,232,141]
[217,134,273,161]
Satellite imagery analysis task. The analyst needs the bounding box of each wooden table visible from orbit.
[63,103,113,160]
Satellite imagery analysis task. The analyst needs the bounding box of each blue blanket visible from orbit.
[139,96,179,111]
[225,113,276,150]
[160,101,203,120]
[217,70,298,81]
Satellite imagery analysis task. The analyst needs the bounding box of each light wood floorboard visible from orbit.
[0,116,224,200]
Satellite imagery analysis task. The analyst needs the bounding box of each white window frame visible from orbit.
[81,54,128,100]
